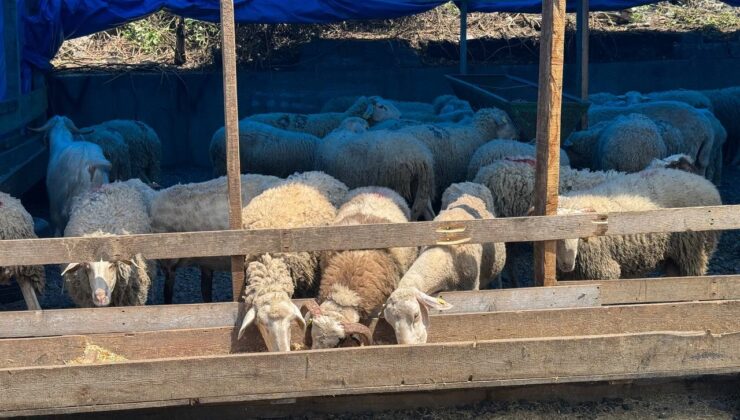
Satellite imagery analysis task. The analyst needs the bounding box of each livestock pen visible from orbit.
[1,0,740,417]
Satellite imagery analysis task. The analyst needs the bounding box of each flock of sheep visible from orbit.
[0,85,737,352]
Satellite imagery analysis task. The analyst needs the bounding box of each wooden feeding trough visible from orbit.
[1,276,740,416]
[446,74,590,141]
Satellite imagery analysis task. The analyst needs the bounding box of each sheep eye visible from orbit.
[413,312,420,321]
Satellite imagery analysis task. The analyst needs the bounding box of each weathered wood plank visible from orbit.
[533,0,567,286]
[1,331,738,415]
[433,284,600,314]
[218,0,245,302]
[561,275,740,305]
[2,277,739,338]
[2,300,738,369]
[0,205,738,267]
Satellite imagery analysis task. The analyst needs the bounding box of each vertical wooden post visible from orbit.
[3,0,21,99]
[459,0,468,74]
[219,0,245,301]
[576,0,590,129]
[533,0,566,286]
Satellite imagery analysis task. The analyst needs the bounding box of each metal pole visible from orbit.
[218,0,246,301]
[533,0,566,286]
[576,0,590,129]
[459,0,468,74]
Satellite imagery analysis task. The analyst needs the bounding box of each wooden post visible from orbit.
[576,0,590,128]
[174,16,186,66]
[533,0,567,286]
[219,0,245,301]
[459,0,469,74]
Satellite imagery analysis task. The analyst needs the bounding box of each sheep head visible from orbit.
[473,108,519,140]
[302,300,373,349]
[238,255,305,352]
[363,96,401,122]
[552,206,597,273]
[61,259,139,307]
[383,287,452,345]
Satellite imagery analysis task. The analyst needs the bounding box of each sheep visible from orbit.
[247,96,401,138]
[395,108,519,199]
[304,188,416,349]
[151,173,282,303]
[315,117,436,221]
[284,171,349,208]
[61,181,155,307]
[699,109,727,184]
[0,192,45,301]
[702,87,740,166]
[31,116,112,236]
[588,101,716,177]
[467,139,570,180]
[209,120,320,177]
[645,89,713,110]
[93,120,162,184]
[383,182,505,344]
[646,154,699,174]
[320,95,363,113]
[238,183,337,352]
[556,169,720,280]
[75,126,132,181]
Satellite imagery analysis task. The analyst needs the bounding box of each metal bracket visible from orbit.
[436,225,471,246]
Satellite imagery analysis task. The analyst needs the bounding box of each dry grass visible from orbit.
[64,343,128,365]
[51,0,739,70]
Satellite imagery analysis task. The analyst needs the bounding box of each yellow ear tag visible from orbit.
[437,297,447,305]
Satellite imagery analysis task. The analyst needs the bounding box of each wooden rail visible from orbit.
[2,276,738,339]
[0,205,737,266]
[1,329,738,416]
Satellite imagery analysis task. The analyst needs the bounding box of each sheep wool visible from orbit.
[467,139,570,180]
[702,87,740,166]
[77,126,132,181]
[210,120,319,177]
[0,192,45,293]
[98,120,162,183]
[284,171,349,208]
[62,181,154,307]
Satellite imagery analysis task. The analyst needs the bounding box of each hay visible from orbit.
[65,343,128,365]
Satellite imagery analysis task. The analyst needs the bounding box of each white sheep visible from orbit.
[61,181,155,307]
[238,183,337,352]
[0,192,45,301]
[284,171,349,208]
[315,117,436,221]
[396,108,519,199]
[645,89,713,110]
[93,120,162,184]
[305,188,416,349]
[31,116,112,236]
[383,182,505,344]
[589,101,716,177]
[209,120,320,177]
[467,139,570,180]
[151,173,282,303]
[247,96,401,138]
[75,126,132,181]
[698,109,727,185]
[557,168,720,280]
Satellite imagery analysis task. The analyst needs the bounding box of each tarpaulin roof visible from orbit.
[4,0,739,100]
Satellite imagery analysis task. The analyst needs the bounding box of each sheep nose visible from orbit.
[94,288,109,306]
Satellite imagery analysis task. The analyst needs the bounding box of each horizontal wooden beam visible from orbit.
[3,276,739,339]
[1,330,738,415]
[560,275,740,305]
[2,300,738,370]
[0,205,738,266]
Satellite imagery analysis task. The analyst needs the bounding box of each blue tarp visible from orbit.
[3,0,739,100]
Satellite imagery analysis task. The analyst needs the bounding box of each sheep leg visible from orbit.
[163,264,177,305]
[17,278,41,310]
[200,267,214,303]
[422,199,436,221]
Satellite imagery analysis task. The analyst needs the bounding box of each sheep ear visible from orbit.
[61,263,83,276]
[291,303,306,332]
[526,206,536,216]
[238,307,256,340]
[118,259,140,269]
[362,103,375,120]
[415,290,454,311]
